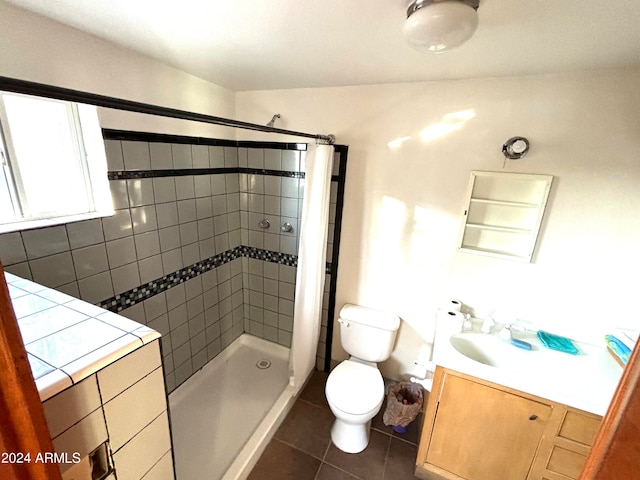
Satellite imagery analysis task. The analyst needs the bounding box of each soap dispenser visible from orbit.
[462,314,473,332]
[480,316,495,334]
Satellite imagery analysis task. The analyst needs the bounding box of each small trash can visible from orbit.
[382,382,423,432]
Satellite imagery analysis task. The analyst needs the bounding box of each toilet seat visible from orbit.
[326,360,384,415]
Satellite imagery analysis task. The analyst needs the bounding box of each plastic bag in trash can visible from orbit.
[382,382,423,427]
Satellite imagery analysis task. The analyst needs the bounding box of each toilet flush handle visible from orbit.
[338,318,350,327]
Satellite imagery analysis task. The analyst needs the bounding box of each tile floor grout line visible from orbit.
[272,436,327,463]
[371,425,420,447]
[385,432,419,447]
[318,438,367,480]
[320,438,332,462]
[380,434,393,480]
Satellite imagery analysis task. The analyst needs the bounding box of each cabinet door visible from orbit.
[426,374,552,480]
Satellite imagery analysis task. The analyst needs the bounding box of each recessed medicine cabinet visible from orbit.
[457,171,553,262]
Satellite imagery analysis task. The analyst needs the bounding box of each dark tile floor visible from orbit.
[248,371,424,480]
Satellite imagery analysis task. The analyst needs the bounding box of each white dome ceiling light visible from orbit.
[403,0,480,53]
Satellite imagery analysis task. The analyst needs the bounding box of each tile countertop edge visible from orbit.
[432,324,624,417]
[35,369,73,402]
[5,272,161,402]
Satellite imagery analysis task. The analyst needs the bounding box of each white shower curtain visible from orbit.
[289,143,335,395]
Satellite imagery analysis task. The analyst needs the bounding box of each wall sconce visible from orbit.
[502,137,530,159]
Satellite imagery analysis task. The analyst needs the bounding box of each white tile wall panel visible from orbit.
[104,140,124,171]
[72,244,109,280]
[209,146,225,168]
[131,205,159,234]
[194,175,212,198]
[103,368,166,452]
[224,146,239,167]
[158,225,180,251]
[97,340,162,402]
[0,232,27,264]
[264,149,282,170]
[192,145,209,169]
[102,209,133,241]
[110,262,141,294]
[51,409,108,469]
[22,226,70,259]
[109,180,130,209]
[30,252,76,288]
[175,176,195,200]
[153,177,177,204]
[149,143,172,170]
[122,141,151,171]
[139,255,164,283]
[171,144,192,169]
[43,375,101,438]
[143,292,168,321]
[127,179,155,207]
[134,231,161,259]
[112,412,171,480]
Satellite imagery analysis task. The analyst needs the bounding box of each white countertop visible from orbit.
[432,315,624,416]
[5,272,160,402]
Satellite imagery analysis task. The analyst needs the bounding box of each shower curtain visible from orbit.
[289,143,335,395]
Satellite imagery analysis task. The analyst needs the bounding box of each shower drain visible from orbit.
[256,359,271,369]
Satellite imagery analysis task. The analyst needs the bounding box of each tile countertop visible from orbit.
[432,314,624,417]
[5,272,160,402]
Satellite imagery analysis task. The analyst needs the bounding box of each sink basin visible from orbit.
[449,333,535,369]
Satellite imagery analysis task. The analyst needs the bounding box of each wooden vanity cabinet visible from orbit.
[415,367,602,480]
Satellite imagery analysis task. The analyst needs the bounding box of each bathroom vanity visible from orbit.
[415,316,623,480]
[416,367,601,480]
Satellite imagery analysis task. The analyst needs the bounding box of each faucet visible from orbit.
[480,316,495,334]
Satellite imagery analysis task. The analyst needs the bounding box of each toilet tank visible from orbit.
[339,304,400,362]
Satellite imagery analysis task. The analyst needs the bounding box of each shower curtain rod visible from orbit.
[0,76,336,144]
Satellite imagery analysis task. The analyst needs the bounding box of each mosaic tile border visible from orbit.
[97,245,330,313]
[108,167,305,181]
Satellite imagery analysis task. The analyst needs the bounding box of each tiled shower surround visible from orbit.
[0,130,345,393]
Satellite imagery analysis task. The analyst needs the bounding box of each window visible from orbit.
[0,92,113,233]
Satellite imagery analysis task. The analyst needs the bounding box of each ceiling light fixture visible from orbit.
[403,0,480,54]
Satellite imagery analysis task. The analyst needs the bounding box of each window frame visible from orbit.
[0,92,113,234]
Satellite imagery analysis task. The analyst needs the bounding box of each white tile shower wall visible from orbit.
[0,139,244,393]
[239,149,342,368]
[42,340,174,479]
[0,136,344,393]
[239,148,304,347]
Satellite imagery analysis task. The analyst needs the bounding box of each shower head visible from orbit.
[266,114,281,128]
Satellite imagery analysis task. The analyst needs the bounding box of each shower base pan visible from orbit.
[169,334,296,479]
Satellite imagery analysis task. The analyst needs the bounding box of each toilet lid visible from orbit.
[326,361,384,415]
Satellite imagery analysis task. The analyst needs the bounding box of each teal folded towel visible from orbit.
[605,335,631,364]
[537,331,579,355]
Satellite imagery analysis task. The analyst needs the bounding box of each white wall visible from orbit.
[236,68,640,380]
[0,2,235,138]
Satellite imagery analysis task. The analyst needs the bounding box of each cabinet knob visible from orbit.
[529,414,538,421]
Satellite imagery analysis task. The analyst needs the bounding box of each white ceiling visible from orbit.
[6,0,640,91]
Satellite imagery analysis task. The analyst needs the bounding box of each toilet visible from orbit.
[325,304,400,453]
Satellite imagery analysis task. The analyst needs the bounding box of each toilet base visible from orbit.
[330,418,372,454]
